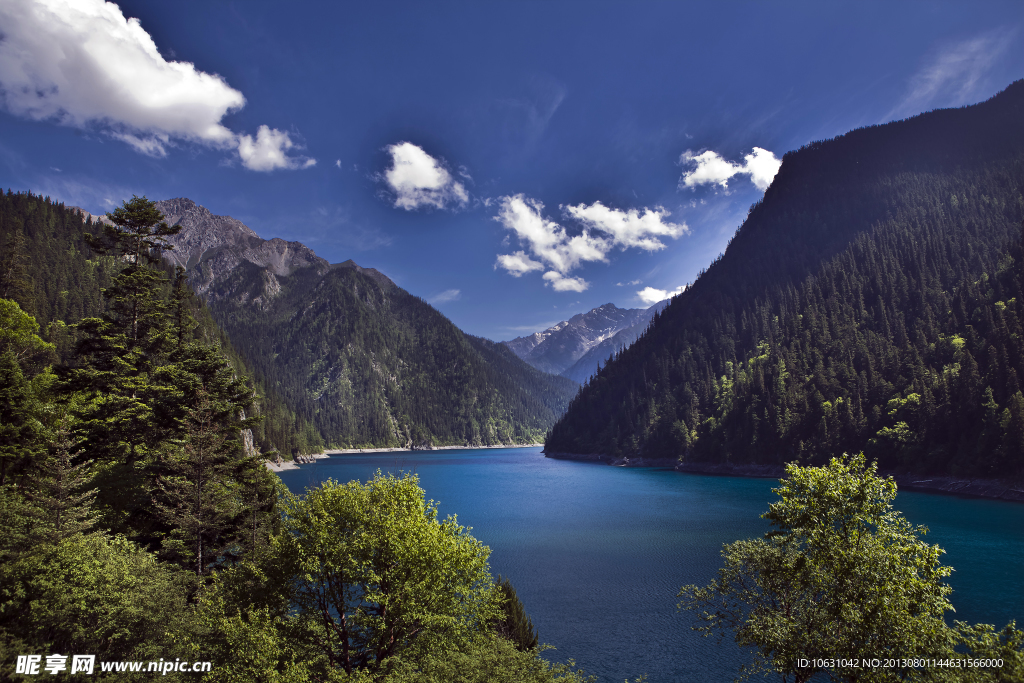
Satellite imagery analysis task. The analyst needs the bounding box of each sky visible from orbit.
[1,1,1023,341]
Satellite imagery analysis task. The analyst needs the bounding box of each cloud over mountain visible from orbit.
[0,0,314,171]
[637,284,685,305]
[679,147,781,191]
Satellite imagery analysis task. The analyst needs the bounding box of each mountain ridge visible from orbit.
[503,302,655,376]
[141,197,577,448]
[545,79,1024,482]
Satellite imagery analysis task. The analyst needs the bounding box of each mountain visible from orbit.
[153,199,577,448]
[546,80,1024,481]
[504,303,653,376]
[560,300,669,384]
[153,198,328,298]
[0,191,321,456]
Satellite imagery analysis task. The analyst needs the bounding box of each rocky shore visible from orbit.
[325,443,543,455]
[544,451,1024,503]
[265,443,544,471]
[264,452,330,472]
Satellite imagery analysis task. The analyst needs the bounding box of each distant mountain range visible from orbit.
[143,198,577,450]
[503,300,667,383]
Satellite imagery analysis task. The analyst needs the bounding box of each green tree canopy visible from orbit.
[678,454,955,682]
[279,471,498,675]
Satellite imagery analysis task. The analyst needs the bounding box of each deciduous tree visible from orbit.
[678,454,955,682]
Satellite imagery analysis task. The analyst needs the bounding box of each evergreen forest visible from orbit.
[0,195,586,681]
[202,258,578,449]
[547,80,1024,482]
[0,190,321,458]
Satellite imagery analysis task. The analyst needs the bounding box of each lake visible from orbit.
[277,447,1024,683]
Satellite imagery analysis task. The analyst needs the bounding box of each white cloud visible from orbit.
[238,126,316,171]
[493,195,608,283]
[335,159,342,168]
[616,279,642,287]
[494,250,544,277]
[0,0,314,171]
[637,285,686,305]
[428,289,461,305]
[494,194,688,292]
[564,201,688,251]
[679,147,781,191]
[543,271,589,292]
[885,29,1014,122]
[382,142,468,210]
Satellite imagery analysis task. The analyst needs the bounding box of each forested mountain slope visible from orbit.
[546,80,1024,480]
[0,191,319,456]
[205,258,577,448]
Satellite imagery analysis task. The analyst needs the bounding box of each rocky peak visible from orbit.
[332,259,396,290]
[150,198,330,298]
[502,302,651,375]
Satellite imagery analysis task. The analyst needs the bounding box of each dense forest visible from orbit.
[0,191,321,457]
[0,195,585,681]
[204,257,578,449]
[547,80,1024,481]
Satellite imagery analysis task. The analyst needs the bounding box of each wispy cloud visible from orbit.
[494,76,567,151]
[428,289,461,305]
[679,148,781,191]
[493,195,687,293]
[379,142,468,211]
[33,173,139,214]
[0,0,314,171]
[637,285,685,305]
[616,279,642,287]
[886,29,1015,121]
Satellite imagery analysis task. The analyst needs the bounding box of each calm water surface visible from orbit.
[277,447,1024,683]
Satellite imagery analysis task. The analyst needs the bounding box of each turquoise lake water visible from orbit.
[277,447,1024,683]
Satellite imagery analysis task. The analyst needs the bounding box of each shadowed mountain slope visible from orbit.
[153,199,577,448]
[546,80,1024,480]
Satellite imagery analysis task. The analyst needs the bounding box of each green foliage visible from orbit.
[678,454,1023,682]
[0,299,55,486]
[0,189,314,458]
[934,621,1024,682]
[547,81,1024,480]
[493,575,539,651]
[0,534,192,673]
[278,471,498,674]
[154,390,250,575]
[85,194,179,267]
[379,635,594,683]
[27,409,99,543]
[184,473,585,682]
[0,298,54,367]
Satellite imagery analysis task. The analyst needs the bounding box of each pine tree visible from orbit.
[153,389,240,576]
[0,229,34,313]
[29,412,99,543]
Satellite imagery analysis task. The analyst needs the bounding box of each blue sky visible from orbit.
[2,1,1023,340]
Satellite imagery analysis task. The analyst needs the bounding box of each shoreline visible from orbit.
[265,443,543,472]
[544,451,1024,503]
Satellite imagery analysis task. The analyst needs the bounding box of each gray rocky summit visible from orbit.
[154,198,329,298]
